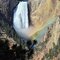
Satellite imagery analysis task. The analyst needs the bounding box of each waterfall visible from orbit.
[13,1,29,40]
[13,2,29,28]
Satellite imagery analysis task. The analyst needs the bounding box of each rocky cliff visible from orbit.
[28,0,60,38]
[0,0,60,60]
[0,0,19,22]
[32,16,60,60]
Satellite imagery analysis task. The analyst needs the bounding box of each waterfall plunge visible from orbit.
[13,2,30,40]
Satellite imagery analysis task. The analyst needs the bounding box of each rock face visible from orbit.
[0,0,60,60]
[28,0,58,24]
[0,0,18,22]
[28,0,60,39]
[32,16,60,60]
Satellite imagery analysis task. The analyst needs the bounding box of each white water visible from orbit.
[13,2,29,28]
[13,2,30,40]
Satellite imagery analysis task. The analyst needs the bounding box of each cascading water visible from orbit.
[13,2,30,40]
